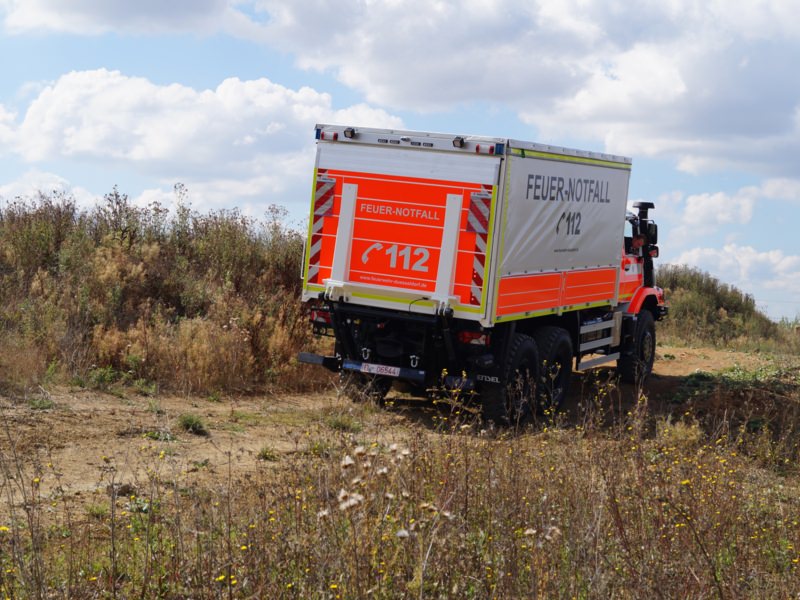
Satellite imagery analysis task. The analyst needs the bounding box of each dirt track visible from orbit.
[0,345,772,510]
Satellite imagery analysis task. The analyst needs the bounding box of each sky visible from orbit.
[1,0,799,321]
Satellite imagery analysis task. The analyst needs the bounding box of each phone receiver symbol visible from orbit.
[361,242,383,264]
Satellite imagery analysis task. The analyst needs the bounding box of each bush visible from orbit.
[0,188,326,394]
[177,413,209,436]
[657,264,799,353]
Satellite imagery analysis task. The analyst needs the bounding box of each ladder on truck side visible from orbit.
[576,313,622,370]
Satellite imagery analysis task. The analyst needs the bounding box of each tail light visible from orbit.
[458,331,491,346]
[310,309,332,325]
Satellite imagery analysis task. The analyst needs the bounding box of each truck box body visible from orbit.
[302,125,632,325]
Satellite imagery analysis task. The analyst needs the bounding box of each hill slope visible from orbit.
[658,263,799,353]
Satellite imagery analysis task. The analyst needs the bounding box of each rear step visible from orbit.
[577,353,620,371]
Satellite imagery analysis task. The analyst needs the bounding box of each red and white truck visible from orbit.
[298,124,667,422]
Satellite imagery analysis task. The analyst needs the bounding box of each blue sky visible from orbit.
[1,0,799,320]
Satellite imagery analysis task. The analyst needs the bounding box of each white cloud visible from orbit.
[706,0,800,40]
[662,177,800,248]
[683,191,755,228]
[0,169,95,206]
[131,186,175,210]
[12,69,401,167]
[666,189,753,247]
[246,1,800,177]
[671,243,800,318]
[0,0,264,36]
[759,177,800,201]
[5,2,800,180]
[251,0,595,111]
[3,69,402,215]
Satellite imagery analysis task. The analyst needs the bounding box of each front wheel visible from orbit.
[617,310,656,384]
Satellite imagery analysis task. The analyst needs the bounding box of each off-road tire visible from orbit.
[618,310,656,384]
[481,333,539,426]
[532,326,573,413]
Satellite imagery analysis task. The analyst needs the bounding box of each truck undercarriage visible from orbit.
[300,291,667,423]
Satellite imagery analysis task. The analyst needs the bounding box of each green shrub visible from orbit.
[658,264,799,353]
[257,446,279,462]
[177,413,209,436]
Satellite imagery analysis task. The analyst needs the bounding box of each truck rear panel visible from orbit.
[303,132,503,322]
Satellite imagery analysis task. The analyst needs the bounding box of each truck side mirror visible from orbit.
[646,222,658,245]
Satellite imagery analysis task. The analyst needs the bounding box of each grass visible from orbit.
[2,190,800,597]
[257,446,279,462]
[1,364,799,598]
[177,413,209,436]
[323,410,364,433]
[86,503,109,520]
[27,395,54,411]
[0,380,800,598]
[143,430,174,442]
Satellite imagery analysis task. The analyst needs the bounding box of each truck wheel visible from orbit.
[339,372,392,404]
[533,326,573,413]
[481,333,539,425]
[618,310,656,384]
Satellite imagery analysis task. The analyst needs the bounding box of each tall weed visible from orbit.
[0,190,320,394]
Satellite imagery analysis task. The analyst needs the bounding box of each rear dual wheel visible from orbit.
[481,333,539,425]
[532,326,573,414]
[481,327,574,425]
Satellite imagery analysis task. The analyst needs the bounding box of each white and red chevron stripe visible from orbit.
[467,186,492,305]
[307,171,336,284]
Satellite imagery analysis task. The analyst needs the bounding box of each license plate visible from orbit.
[359,362,401,377]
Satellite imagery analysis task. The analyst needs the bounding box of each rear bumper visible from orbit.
[298,352,339,371]
[298,352,427,384]
[298,353,477,392]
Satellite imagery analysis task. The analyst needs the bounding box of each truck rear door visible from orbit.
[302,126,504,322]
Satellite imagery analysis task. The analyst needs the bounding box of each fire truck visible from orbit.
[298,125,667,423]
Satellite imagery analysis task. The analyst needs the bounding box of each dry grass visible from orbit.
[1,369,799,599]
[0,190,328,396]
